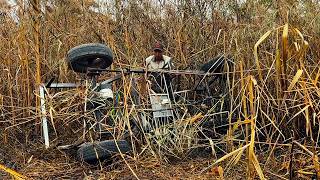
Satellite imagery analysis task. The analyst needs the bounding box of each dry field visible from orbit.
[1,0,320,179]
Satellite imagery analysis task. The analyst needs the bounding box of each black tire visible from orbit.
[77,140,131,164]
[196,56,234,93]
[200,55,226,73]
[67,43,113,73]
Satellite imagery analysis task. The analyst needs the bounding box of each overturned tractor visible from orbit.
[40,43,233,164]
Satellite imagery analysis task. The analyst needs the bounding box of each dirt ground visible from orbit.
[1,150,292,180]
[0,139,315,179]
[2,156,244,179]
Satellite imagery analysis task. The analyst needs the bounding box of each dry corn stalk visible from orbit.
[254,30,271,83]
[30,0,42,126]
[0,163,27,179]
[281,24,289,90]
[247,76,265,180]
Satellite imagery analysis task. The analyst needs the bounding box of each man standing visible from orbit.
[145,42,173,71]
[144,42,173,94]
[144,42,174,127]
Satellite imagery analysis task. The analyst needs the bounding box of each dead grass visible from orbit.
[1,0,320,179]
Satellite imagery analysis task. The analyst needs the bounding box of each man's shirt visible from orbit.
[145,55,173,70]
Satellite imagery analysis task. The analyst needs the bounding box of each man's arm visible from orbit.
[145,55,153,70]
[168,58,174,70]
[162,56,174,70]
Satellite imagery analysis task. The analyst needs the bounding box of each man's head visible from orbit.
[153,42,164,61]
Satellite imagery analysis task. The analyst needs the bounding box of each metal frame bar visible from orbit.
[39,67,220,148]
[46,83,81,88]
[39,85,49,148]
[39,82,83,148]
[39,74,122,148]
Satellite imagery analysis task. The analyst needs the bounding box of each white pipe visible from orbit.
[39,85,49,148]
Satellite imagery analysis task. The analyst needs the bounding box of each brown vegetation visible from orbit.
[1,0,320,179]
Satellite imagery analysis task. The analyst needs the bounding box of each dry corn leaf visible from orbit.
[250,76,257,86]
[276,49,283,98]
[182,113,203,125]
[230,144,245,167]
[49,107,57,136]
[254,30,272,82]
[232,119,241,132]
[260,110,285,139]
[313,154,320,179]
[251,152,266,180]
[288,105,310,123]
[301,81,311,135]
[294,28,305,41]
[296,170,315,175]
[232,119,251,132]
[241,119,252,124]
[280,23,289,90]
[314,68,320,83]
[189,113,203,124]
[294,42,300,51]
[0,163,27,180]
[287,69,303,92]
[247,75,262,179]
[209,144,250,167]
[282,24,289,64]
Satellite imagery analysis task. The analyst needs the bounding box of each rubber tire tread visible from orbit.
[77,140,131,163]
[67,43,113,73]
